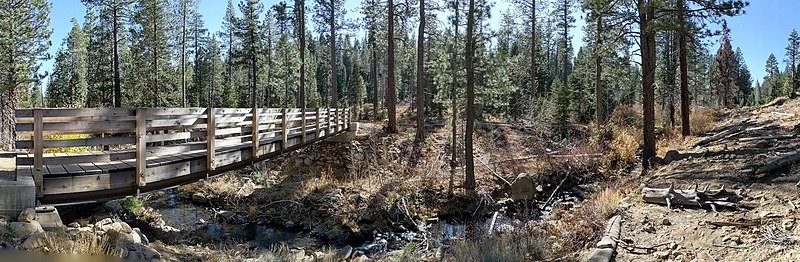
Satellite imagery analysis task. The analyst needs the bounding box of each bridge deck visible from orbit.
[15,107,350,204]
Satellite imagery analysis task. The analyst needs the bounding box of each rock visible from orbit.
[511,174,536,201]
[661,218,672,226]
[17,208,36,222]
[133,228,149,245]
[654,251,670,259]
[304,158,313,165]
[783,219,796,231]
[352,255,368,262]
[193,223,225,242]
[21,231,50,250]
[196,218,206,225]
[9,221,44,240]
[104,201,126,214]
[336,245,353,259]
[106,222,133,234]
[192,192,209,203]
[67,222,81,228]
[95,217,113,227]
[125,243,161,261]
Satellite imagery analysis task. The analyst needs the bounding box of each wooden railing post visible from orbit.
[301,108,307,144]
[32,109,43,197]
[281,108,288,150]
[335,108,340,132]
[252,107,259,160]
[315,108,321,139]
[135,108,147,189]
[327,108,332,136]
[207,108,215,173]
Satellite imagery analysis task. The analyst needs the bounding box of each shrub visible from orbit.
[43,134,91,153]
[689,107,715,135]
[117,196,143,215]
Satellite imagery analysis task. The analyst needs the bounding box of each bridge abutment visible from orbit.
[0,153,36,218]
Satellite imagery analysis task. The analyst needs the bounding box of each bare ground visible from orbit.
[617,98,800,262]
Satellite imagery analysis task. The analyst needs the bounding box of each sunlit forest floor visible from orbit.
[117,98,800,261]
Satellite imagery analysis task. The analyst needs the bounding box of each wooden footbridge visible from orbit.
[14,107,350,204]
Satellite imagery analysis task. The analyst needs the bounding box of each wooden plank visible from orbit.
[146,142,206,158]
[147,117,207,128]
[63,164,85,174]
[33,109,43,197]
[136,108,146,187]
[146,131,205,143]
[78,163,103,174]
[46,165,68,176]
[145,108,206,117]
[17,108,135,119]
[16,136,134,149]
[146,158,207,183]
[93,162,118,173]
[17,151,136,165]
[17,121,136,135]
[207,108,216,171]
[42,171,135,195]
[16,115,137,124]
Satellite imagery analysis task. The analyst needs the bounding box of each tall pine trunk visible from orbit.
[415,0,425,143]
[112,3,122,107]
[529,0,537,101]
[639,1,657,168]
[449,0,460,192]
[386,0,398,133]
[329,1,337,108]
[678,0,690,136]
[298,3,306,109]
[181,3,187,108]
[464,0,476,190]
[595,14,605,124]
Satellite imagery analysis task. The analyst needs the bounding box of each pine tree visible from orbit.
[236,0,263,108]
[712,21,737,108]
[314,0,345,108]
[787,29,799,94]
[220,0,239,107]
[386,0,398,133]
[0,0,52,150]
[464,0,476,191]
[47,18,89,108]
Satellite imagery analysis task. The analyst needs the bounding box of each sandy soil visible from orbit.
[617,98,800,262]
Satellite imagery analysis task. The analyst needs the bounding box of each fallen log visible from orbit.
[753,150,800,176]
[692,125,746,147]
[642,185,739,211]
[738,134,796,142]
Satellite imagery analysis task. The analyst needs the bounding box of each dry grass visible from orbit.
[689,107,716,135]
[608,105,644,164]
[592,187,624,219]
[180,174,256,205]
[27,231,122,257]
[449,226,549,262]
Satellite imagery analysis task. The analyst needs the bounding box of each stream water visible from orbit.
[150,183,590,258]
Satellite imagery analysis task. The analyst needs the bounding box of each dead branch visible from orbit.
[477,157,512,187]
[641,184,739,210]
[707,221,761,228]
[753,150,800,176]
[540,171,570,209]
[738,134,796,142]
[692,125,746,147]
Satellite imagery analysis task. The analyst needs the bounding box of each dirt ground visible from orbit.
[617,98,800,262]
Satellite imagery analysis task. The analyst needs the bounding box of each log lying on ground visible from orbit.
[642,185,739,211]
[753,150,800,176]
[738,134,796,142]
[692,125,746,147]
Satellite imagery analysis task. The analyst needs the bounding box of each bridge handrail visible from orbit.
[14,107,350,199]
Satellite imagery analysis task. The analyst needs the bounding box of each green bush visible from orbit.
[116,196,143,215]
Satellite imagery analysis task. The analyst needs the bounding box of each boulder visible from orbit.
[133,228,149,245]
[67,222,81,228]
[124,243,161,261]
[9,221,43,240]
[105,222,133,234]
[20,231,51,250]
[17,208,36,222]
[95,217,113,227]
[192,192,209,204]
[103,201,126,214]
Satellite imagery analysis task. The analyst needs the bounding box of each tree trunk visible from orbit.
[112,3,122,108]
[640,0,657,168]
[449,0,460,192]
[2,48,17,151]
[386,0,398,133]
[530,0,537,101]
[415,0,425,143]
[464,0,476,190]
[329,1,337,108]
[181,2,187,108]
[595,14,605,124]
[678,0,690,136]
[298,7,306,109]
[370,30,378,120]
[561,0,569,86]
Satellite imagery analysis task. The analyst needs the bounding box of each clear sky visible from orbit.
[41,0,799,89]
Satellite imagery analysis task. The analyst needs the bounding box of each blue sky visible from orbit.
[42,0,799,89]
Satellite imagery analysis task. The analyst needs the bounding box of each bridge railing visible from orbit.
[15,107,350,202]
